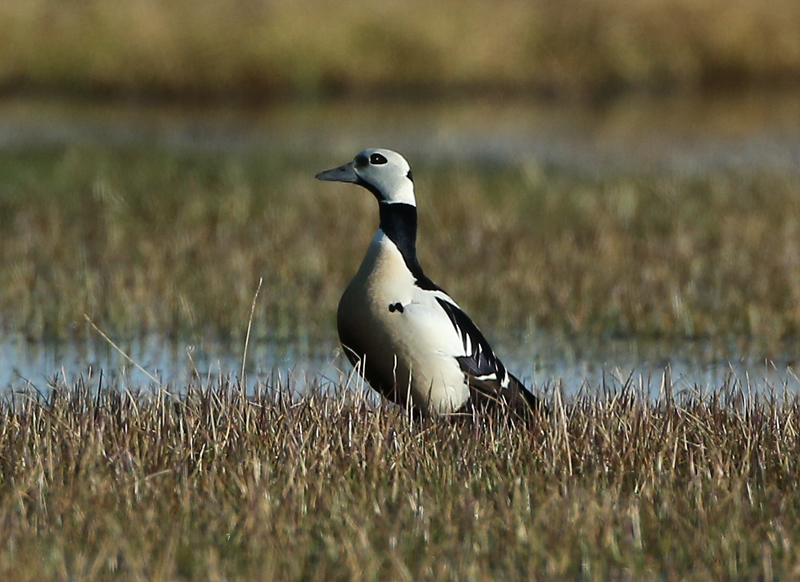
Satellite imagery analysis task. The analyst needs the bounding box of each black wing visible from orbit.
[435,296,507,384]
[435,297,540,414]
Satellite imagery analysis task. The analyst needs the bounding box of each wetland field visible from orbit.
[1,93,800,579]
[2,0,800,99]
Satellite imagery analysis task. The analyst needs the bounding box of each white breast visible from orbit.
[337,230,470,413]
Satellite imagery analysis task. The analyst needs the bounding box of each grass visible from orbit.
[2,145,800,343]
[1,375,799,580]
[0,0,799,99]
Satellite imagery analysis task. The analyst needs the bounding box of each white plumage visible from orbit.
[316,148,538,416]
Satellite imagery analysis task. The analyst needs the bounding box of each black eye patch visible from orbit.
[369,153,388,165]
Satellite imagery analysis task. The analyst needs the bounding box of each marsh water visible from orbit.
[3,92,800,176]
[2,93,800,396]
[3,332,799,397]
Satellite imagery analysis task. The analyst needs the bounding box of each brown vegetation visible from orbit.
[1,147,799,342]
[0,0,798,99]
[0,377,798,580]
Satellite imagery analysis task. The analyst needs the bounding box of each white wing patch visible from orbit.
[433,296,510,387]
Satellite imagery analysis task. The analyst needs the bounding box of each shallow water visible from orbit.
[1,92,800,176]
[2,332,798,399]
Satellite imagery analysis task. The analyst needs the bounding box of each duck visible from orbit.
[316,148,539,417]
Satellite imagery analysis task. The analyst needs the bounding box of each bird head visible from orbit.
[316,148,416,206]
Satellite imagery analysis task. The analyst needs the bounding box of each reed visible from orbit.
[0,375,798,580]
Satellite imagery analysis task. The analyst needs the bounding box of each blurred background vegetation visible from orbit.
[0,0,799,100]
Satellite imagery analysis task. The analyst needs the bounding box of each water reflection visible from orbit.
[2,333,798,399]
[1,93,799,176]
[0,334,340,393]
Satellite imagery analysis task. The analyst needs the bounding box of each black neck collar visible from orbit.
[378,203,440,291]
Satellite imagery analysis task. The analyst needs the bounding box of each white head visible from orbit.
[315,148,416,206]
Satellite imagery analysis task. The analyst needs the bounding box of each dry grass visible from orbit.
[1,146,800,343]
[0,0,799,98]
[1,375,799,580]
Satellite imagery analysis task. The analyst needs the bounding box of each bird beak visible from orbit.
[315,162,358,183]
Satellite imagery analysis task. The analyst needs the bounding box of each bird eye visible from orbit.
[369,153,388,165]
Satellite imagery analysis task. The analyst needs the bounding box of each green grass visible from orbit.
[1,377,799,580]
[0,0,799,98]
[2,146,800,343]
